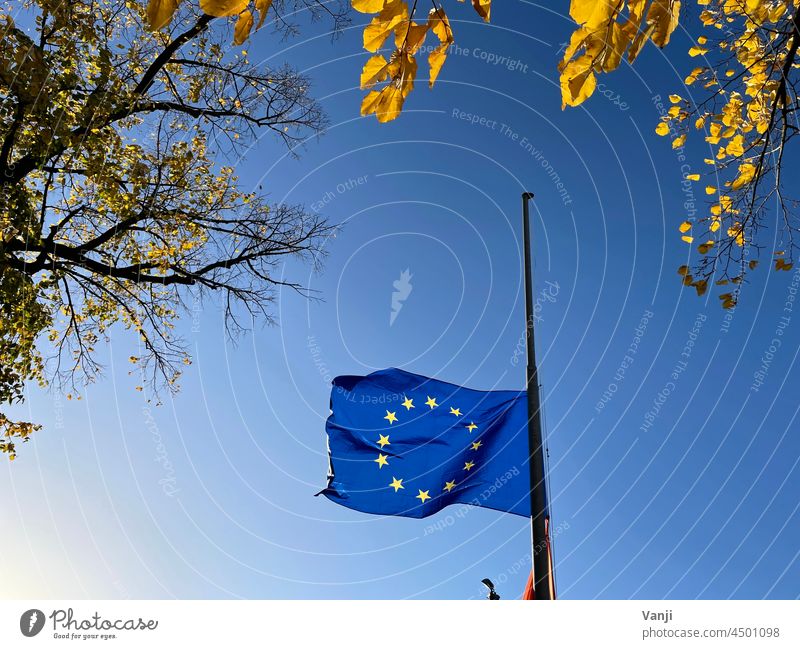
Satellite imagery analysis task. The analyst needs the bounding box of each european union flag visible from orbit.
[321,368,531,519]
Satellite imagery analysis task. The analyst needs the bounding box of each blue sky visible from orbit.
[3,1,800,599]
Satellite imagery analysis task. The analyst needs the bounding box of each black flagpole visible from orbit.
[522,192,554,600]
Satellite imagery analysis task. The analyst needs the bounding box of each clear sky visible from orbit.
[3,1,800,600]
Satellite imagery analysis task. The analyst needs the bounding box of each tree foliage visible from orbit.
[562,0,800,307]
[0,0,347,458]
[354,0,461,123]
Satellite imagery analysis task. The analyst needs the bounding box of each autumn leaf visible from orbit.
[353,0,386,13]
[200,0,248,17]
[560,54,597,108]
[395,21,429,54]
[361,51,417,122]
[364,0,409,52]
[697,240,714,254]
[429,43,448,87]
[428,7,453,44]
[425,8,453,89]
[146,0,179,30]
[255,0,272,29]
[471,0,491,22]
[360,54,390,89]
[233,10,254,45]
[694,279,708,296]
[647,0,681,48]
[731,162,756,190]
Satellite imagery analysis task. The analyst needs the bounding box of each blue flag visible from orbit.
[321,368,531,519]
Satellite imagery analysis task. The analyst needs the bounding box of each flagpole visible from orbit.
[522,192,554,600]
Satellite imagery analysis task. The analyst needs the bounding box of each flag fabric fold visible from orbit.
[320,368,531,519]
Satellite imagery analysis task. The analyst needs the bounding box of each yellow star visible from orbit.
[425,396,438,409]
[376,434,390,448]
[384,410,397,424]
[416,489,431,503]
[389,477,404,492]
[443,480,457,493]
[450,407,462,416]
[375,453,389,468]
[401,397,414,410]
[466,422,478,433]
[470,441,482,451]
[463,461,475,471]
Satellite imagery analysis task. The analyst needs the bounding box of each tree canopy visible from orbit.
[0,0,346,458]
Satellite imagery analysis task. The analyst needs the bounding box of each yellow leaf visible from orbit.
[647,0,681,48]
[628,21,655,62]
[599,22,631,72]
[570,0,618,28]
[731,162,756,190]
[679,221,692,233]
[471,0,491,22]
[686,173,699,181]
[364,0,409,52]
[669,94,682,103]
[705,185,716,195]
[395,21,429,53]
[685,66,703,85]
[681,235,694,243]
[726,135,744,157]
[697,240,714,254]
[695,116,705,129]
[428,7,453,44]
[672,134,686,148]
[369,86,403,122]
[688,46,708,57]
[428,43,448,87]
[361,51,417,122]
[677,265,689,275]
[655,121,670,136]
[233,10,254,45]
[147,0,178,30]
[560,54,596,108]
[200,0,248,17]
[353,0,385,13]
[255,0,272,29]
[360,54,390,89]
[694,279,708,296]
